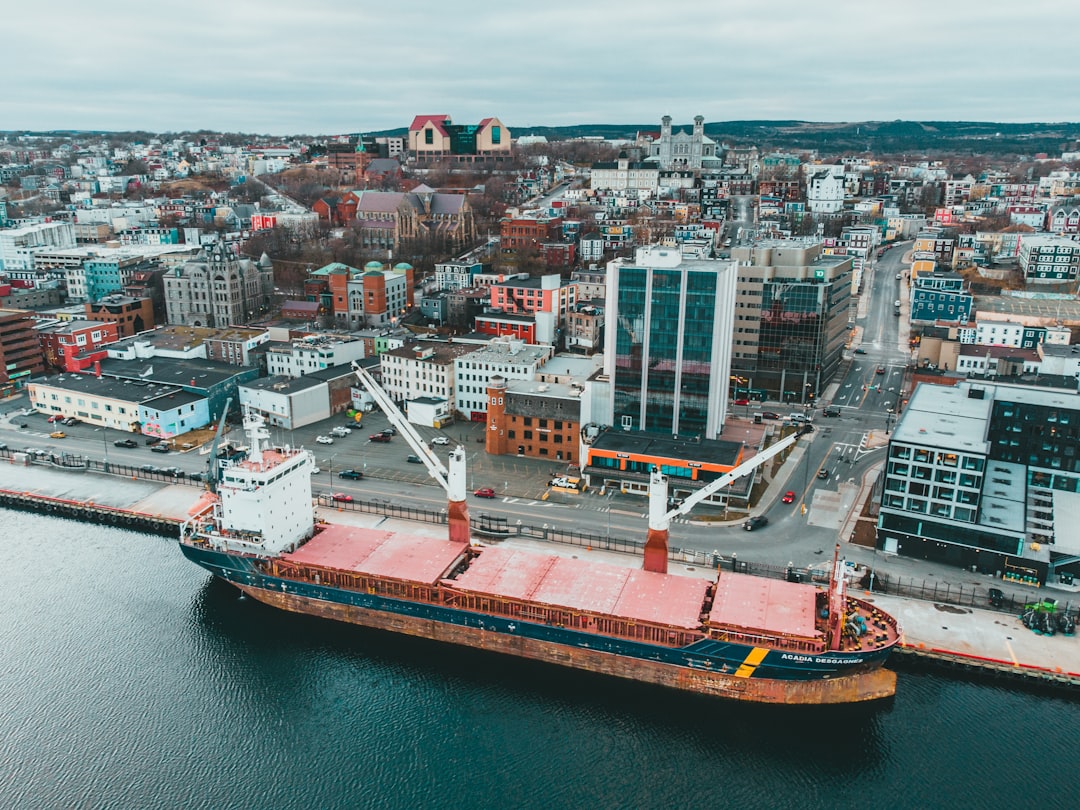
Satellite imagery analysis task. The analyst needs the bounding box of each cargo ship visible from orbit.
[180,374,899,705]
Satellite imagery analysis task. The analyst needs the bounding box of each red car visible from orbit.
[733,398,750,406]
[331,493,353,503]
[473,487,496,499]
[782,490,796,504]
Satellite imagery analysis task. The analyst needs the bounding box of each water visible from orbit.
[2,510,1079,810]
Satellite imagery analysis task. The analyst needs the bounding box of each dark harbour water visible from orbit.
[2,511,1079,810]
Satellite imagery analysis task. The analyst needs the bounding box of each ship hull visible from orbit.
[183,544,897,705]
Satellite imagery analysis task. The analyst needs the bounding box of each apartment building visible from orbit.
[879,381,1080,584]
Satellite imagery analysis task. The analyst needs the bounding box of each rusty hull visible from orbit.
[238,584,897,705]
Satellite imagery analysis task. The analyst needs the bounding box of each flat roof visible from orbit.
[892,383,992,453]
[141,388,204,409]
[31,372,184,404]
[283,526,467,584]
[242,375,324,395]
[98,356,248,388]
[591,430,744,468]
[709,573,820,639]
[449,546,708,630]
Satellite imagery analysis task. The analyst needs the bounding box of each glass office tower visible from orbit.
[605,247,737,439]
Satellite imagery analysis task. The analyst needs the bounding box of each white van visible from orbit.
[789,412,807,423]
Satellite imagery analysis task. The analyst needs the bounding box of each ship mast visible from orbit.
[351,361,470,544]
[645,426,811,574]
[827,543,848,651]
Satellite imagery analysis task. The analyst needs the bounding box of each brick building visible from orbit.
[485,375,581,463]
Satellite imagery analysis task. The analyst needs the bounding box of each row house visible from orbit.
[38,319,120,371]
[434,260,482,291]
[1048,202,1080,235]
[489,274,576,341]
[1018,235,1080,285]
[378,342,475,408]
[474,310,537,343]
[453,337,551,421]
[499,214,564,253]
[1037,171,1080,199]
[264,334,367,379]
[943,174,976,206]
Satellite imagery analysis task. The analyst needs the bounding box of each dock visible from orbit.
[867,591,1080,691]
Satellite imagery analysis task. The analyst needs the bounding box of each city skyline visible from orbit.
[8,1,1080,135]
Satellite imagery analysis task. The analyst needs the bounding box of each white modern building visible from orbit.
[454,337,552,421]
[265,335,367,379]
[0,221,77,272]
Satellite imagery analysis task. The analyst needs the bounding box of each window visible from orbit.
[425,129,434,145]
[491,126,501,144]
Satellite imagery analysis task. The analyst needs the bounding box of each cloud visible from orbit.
[6,0,1078,133]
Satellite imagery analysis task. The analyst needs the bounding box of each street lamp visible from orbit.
[97,427,109,473]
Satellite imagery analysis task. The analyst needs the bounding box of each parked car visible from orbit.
[988,587,1005,608]
[49,431,66,439]
[48,415,61,423]
[406,454,423,464]
[331,493,354,503]
[150,444,170,454]
[330,427,351,438]
[473,487,496,499]
[62,417,80,426]
[315,435,334,445]
[369,433,391,443]
[310,466,321,475]
[761,411,780,420]
[146,436,162,445]
[782,490,796,504]
[161,466,184,477]
[430,436,450,445]
[338,469,364,480]
[114,439,139,448]
[381,427,397,435]
[817,467,830,480]
[744,515,768,531]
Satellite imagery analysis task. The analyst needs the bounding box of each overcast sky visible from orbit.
[7,1,1077,135]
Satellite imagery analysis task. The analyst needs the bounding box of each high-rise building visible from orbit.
[730,240,853,404]
[603,246,737,439]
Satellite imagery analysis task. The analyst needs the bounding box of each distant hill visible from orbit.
[504,120,1080,156]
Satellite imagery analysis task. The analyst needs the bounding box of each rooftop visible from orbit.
[891,383,993,453]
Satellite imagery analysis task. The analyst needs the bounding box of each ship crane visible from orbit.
[644,425,813,574]
[350,361,471,544]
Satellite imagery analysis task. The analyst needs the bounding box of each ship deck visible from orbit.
[448,546,710,631]
[283,524,468,584]
[710,574,821,640]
